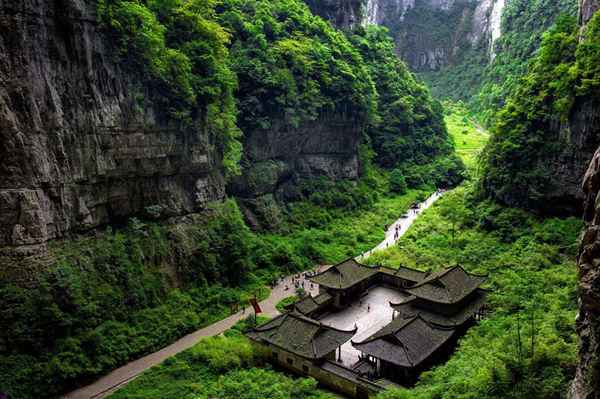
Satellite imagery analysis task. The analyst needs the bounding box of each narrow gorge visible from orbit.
[1,0,599,398]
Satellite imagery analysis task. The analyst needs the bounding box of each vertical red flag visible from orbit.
[249,297,262,314]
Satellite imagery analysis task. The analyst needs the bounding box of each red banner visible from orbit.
[249,297,262,314]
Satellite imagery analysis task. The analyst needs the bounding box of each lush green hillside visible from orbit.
[481,13,600,213]
[366,186,581,399]
[99,0,459,175]
[350,27,464,186]
[422,0,578,126]
[444,102,490,173]
[108,318,337,399]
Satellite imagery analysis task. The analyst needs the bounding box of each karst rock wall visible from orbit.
[0,0,368,280]
[572,147,600,399]
[0,0,227,282]
[360,0,504,71]
[570,1,600,397]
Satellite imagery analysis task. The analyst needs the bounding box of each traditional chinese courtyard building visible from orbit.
[246,259,488,398]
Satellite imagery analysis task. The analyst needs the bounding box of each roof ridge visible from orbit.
[389,296,417,307]
[289,311,357,334]
[398,337,413,367]
[252,313,288,332]
[414,266,457,287]
[451,264,489,279]
[353,316,420,345]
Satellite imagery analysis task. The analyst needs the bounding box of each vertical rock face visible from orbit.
[572,148,600,399]
[304,0,364,28]
[581,0,600,24]
[571,2,600,396]
[229,113,363,229]
[360,0,503,71]
[0,0,225,282]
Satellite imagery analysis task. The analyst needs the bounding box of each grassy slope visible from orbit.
[265,187,430,264]
[109,318,337,399]
[370,186,581,399]
[444,102,490,173]
[368,111,581,398]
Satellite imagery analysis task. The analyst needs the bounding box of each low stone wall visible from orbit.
[254,341,384,398]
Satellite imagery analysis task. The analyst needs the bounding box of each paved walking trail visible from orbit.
[64,190,443,399]
[357,190,444,261]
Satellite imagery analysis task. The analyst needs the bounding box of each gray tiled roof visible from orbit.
[246,311,356,359]
[352,316,455,368]
[404,266,486,304]
[294,292,333,315]
[377,266,427,283]
[309,259,378,290]
[391,289,488,326]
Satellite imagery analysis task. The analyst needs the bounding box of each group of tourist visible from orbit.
[284,270,316,293]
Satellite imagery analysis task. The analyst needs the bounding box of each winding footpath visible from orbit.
[356,190,444,261]
[63,190,443,399]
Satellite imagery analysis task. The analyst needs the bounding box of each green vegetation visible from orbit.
[444,102,490,173]
[481,13,600,210]
[473,0,579,124]
[98,0,242,175]
[266,186,430,262]
[366,185,581,399]
[98,0,461,207]
[219,0,376,132]
[0,201,275,399]
[0,168,429,398]
[276,296,298,312]
[421,0,578,126]
[350,26,465,183]
[109,318,336,399]
[389,169,408,194]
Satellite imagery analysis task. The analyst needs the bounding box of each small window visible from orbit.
[272,352,278,359]
[287,358,293,365]
[302,365,309,373]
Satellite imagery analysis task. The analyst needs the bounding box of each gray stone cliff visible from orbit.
[230,113,364,230]
[360,0,504,71]
[572,146,600,399]
[581,0,600,24]
[304,0,364,28]
[570,1,600,397]
[0,0,367,279]
[0,0,226,282]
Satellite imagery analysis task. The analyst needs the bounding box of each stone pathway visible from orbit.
[63,191,443,398]
[356,190,444,261]
[318,286,409,366]
[63,271,321,399]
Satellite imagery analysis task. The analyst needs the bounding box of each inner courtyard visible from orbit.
[318,286,409,366]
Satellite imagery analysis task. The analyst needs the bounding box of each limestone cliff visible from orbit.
[0,0,227,282]
[230,113,363,229]
[361,0,504,71]
[0,0,369,280]
[571,3,600,397]
[581,0,600,24]
[572,146,600,399]
[304,0,364,28]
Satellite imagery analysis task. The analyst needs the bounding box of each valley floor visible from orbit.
[67,189,445,398]
[105,105,582,399]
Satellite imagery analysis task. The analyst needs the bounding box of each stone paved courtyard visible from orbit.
[318,286,410,366]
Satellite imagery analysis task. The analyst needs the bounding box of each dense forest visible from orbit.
[482,12,600,214]
[0,0,460,397]
[418,0,579,124]
[0,0,599,398]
